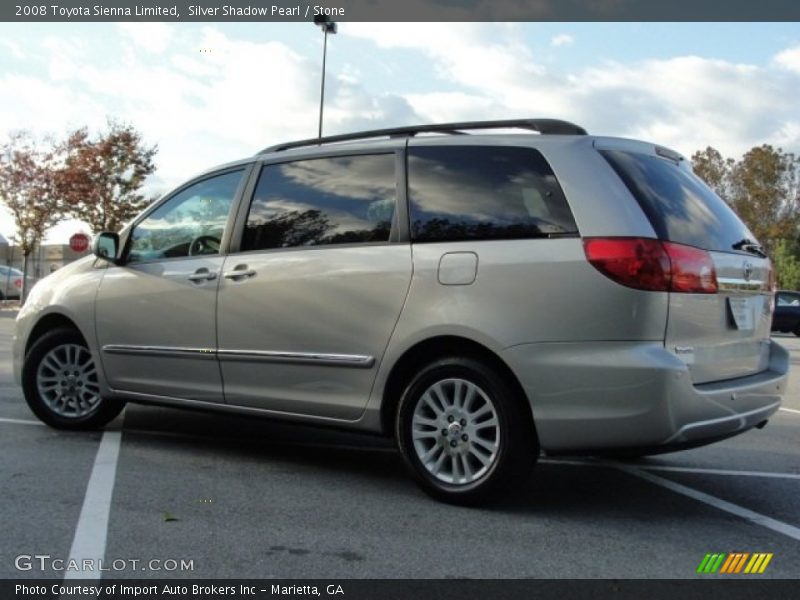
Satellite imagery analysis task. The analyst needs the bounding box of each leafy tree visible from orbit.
[243,209,333,249]
[691,146,734,200]
[57,121,157,233]
[0,132,68,300]
[692,144,800,258]
[772,239,800,290]
[729,145,799,257]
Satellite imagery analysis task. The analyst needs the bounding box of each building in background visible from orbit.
[0,233,91,283]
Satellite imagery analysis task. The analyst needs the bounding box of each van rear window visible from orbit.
[600,149,757,253]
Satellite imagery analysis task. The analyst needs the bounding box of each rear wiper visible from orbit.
[732,238,767,258]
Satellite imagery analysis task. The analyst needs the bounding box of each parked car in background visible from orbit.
[0,265,34,300]
[13,119,789,504]
[772,290,800,336]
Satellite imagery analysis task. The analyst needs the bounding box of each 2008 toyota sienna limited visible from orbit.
[14,119,789,504]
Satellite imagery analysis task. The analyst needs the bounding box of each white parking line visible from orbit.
[64,412,125,581]
[631,464,800,481]
[617,465,800,543]
[779,407,800,415]
[540,458,800,481]
[0,416,44,426]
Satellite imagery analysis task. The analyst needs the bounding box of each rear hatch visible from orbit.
[598,144,773,384]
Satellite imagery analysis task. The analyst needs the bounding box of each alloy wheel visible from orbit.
[36,343,101,418]
[411,377,500,485]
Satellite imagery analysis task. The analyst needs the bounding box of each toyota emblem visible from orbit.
[743,261,754,281]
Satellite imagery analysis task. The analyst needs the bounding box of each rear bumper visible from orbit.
[501,340,788,454]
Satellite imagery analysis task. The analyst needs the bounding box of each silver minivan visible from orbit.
[14,119,789,504]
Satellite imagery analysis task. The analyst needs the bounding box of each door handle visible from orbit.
[223,265,256,280]
[188,269,217,283]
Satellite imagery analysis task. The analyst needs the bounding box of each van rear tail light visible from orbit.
[767,267,777,313]
[13,278,21,289]
[582,238,670,292]
[583,237,717,294]
[662,242,718,294]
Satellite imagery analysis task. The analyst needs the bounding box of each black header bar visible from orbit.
[4,0,800,22]
[4,579,799,600]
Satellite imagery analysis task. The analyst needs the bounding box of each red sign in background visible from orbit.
[69,233,90,252]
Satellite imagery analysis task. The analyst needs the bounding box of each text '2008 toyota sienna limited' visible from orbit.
[14,119,789,504]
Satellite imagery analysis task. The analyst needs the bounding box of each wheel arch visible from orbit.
[21,310,125,430]
[25,312,87,356]
[380,335,537,442]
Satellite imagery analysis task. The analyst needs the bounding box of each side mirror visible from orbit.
[93,232,120,263]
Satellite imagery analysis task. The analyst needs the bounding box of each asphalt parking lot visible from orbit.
[1,311,798,580]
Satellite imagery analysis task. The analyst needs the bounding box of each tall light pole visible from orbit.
[314,15,337,139]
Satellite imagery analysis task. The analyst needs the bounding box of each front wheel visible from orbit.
[22,327,124,429]
[396,357,538,505]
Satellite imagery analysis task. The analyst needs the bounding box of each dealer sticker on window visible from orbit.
[728,296,755,331]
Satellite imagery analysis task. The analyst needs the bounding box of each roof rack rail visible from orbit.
[259,118,587,154]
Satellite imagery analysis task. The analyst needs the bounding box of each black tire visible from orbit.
[22,326,124,430]
[794,326,800,337]
[396,356,538,505]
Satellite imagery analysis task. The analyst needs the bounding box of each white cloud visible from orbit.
[772,120,800,149]
[345,24,800,158]
[1,27,356,185]
[568,55,798,157]
[0,73,108,134]
[0,24,417,241]
[551,34,574,47]
[42,36,88,81]
[117,23,173,54]
[773,45,800,74]
[404,92,498,124]
[344,23,545,91]
[0,39,24,59]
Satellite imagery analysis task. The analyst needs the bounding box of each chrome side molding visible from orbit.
[217,349,374,368]
[101,345,374,368]
[102,345,217,360]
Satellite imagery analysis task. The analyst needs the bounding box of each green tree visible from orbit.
[0,132,68,300]
[692,144,800,258]
[772,239,800,290]
[691,146,734,200]
[729,145,799,257]
[57,121,157,233]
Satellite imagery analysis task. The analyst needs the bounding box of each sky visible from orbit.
[0,21,799,244]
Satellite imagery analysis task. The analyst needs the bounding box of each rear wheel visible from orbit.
[396,356,537,505]
[22,327,124,429]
